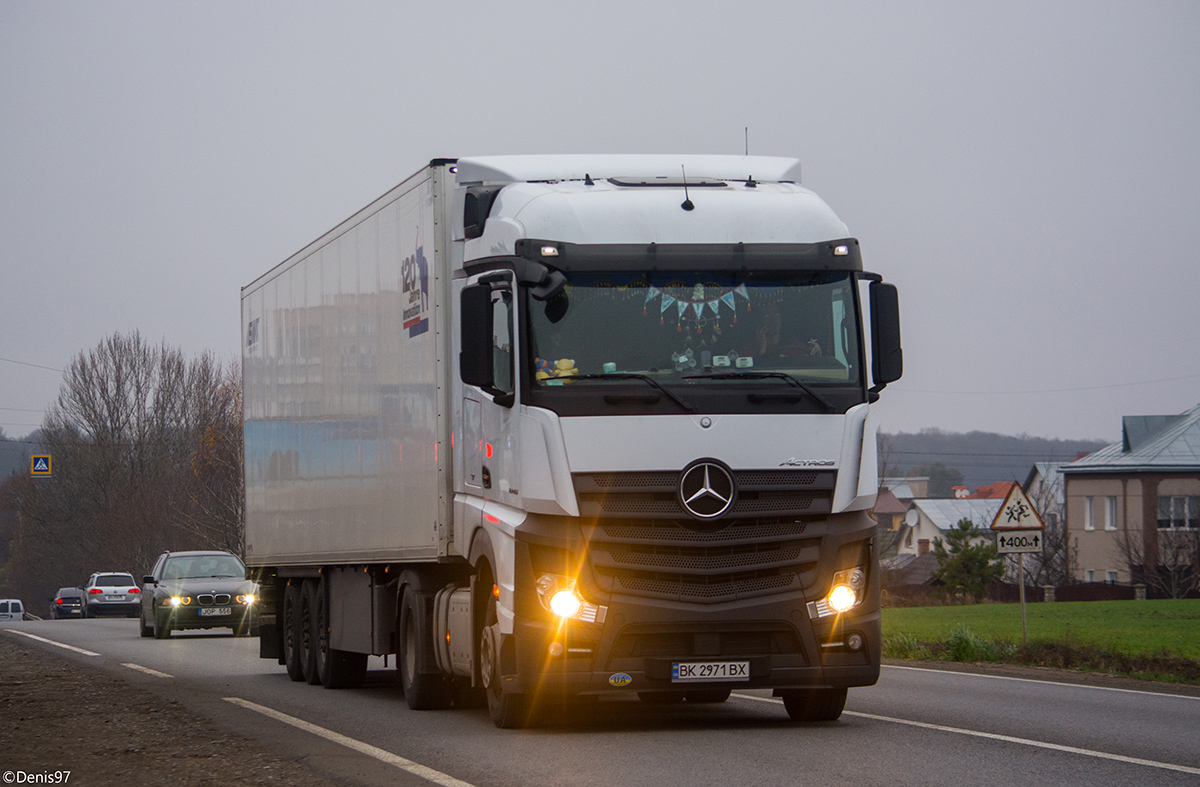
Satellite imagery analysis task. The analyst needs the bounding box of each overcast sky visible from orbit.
[2,1,1198,443]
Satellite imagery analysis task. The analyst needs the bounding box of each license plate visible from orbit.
[671,661,750,682]
[199,607,231,617]
[105,595,124,601]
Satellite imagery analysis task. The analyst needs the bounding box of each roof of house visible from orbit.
[880,551,940,585]
[911,498,1004,531]
[964,481,1017,499]
[1024,461,1067,505]
[874,487,910,514]
[1065,403,1200,473]
[882,476,928,499]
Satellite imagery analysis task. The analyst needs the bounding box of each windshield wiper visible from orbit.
[684,371,834,412]
[566,373,695,412]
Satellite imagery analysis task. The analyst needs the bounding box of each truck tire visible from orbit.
[314,576,367,689]
[480,590,529,728]
[781,687,847,722]
[300,579,320,685]
[398,589,452,709]
[282,581,305,681]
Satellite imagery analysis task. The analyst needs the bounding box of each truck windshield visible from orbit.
[528,271,861,391]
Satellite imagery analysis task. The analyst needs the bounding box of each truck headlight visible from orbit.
[808,565,868,619]
[535,574,607,623]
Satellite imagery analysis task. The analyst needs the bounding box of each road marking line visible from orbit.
[224,697,478,787]
[883,663,1200,701]
[4,629,100,656]
[122,662,173,678]
[732,693,1200,776]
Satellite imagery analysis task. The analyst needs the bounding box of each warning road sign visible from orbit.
[31,455,51,476]
[989,484,1045,531]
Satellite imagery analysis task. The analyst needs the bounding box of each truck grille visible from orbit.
[585,518,820,604]
[574,469,835,520]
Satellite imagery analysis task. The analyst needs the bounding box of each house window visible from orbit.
[1106,570,1118,584]
[1157,496,1200,529]
[1105,496,1118,531]
[1085,569,1095,582]
[1084,497,1094,531]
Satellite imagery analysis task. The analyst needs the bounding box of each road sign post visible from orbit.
[990,484,1046,646]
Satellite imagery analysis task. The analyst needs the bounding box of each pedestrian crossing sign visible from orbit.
[31,455,51,476]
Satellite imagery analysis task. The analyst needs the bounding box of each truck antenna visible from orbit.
[680,165,694,211]
[745,126,749,156]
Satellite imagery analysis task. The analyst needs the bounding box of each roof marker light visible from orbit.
[833,245,849,256]
[541,246,559,257]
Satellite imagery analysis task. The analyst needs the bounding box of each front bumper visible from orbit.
[502,594,880,698]
[161,604,255,630]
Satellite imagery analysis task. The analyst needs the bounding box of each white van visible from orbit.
[0,599,27,620]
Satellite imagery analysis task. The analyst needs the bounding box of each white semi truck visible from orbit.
[242,155,902,727]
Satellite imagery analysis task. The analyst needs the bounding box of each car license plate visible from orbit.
[199,607,231,617]
[671,661,750,682]
[105,595,124,601]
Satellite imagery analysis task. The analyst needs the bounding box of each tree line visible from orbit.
[0,332,242,613]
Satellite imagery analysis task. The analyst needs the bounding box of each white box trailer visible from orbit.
[242,155,902,726]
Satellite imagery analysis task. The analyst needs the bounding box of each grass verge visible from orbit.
[881,599,1200,684]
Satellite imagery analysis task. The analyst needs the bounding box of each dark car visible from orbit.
[139,550,257,639]
[51,587,84,619]
[82,572,142,617]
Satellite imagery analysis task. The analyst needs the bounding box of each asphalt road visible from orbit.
[5,618,1200,787]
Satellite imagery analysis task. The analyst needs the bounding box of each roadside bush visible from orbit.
[883,632,933,660]
[944,625,1017,663]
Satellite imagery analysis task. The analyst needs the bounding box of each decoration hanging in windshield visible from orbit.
[643,283,751,335]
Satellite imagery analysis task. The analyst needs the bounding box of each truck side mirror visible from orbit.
[870,282,903,390]
[460,284,495,389]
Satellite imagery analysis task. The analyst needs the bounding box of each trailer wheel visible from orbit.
[480,589,529,728]
[300,579,320,685]
[314,576,367,689]
[398,589,452,709]
[781,687,847,722]
[282,581,305,681]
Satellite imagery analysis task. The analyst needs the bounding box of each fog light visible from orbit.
[827,585,858,614]
[548,641,565,657]
[847,633,865,652]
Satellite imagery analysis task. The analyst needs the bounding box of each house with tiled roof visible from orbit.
[1061,403,1200,588]
[951,481,1017,499]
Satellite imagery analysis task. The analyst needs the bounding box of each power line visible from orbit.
[892,372,1200,396]
[0,407,46,413]
[0,356,64,373]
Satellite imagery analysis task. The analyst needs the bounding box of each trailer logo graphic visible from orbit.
[401,236,430,338]
[678,459,736,519]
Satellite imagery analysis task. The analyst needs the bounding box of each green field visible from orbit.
[882,599,1200,661]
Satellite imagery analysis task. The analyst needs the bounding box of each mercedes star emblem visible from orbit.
[678,459,736,519]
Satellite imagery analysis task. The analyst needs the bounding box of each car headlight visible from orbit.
[236,594,255,605]
[535,574,606,623]
[168,596,191,607]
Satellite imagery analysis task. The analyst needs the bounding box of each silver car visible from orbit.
[82,572,141,617]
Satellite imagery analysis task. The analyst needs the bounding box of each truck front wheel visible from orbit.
[480,591,529,728]
[781,687,847,722]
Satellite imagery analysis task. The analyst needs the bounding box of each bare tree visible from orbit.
[1117,524,1199,599]
[1,332,244,610]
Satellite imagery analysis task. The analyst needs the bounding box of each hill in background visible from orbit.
[882,429,1108,493]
